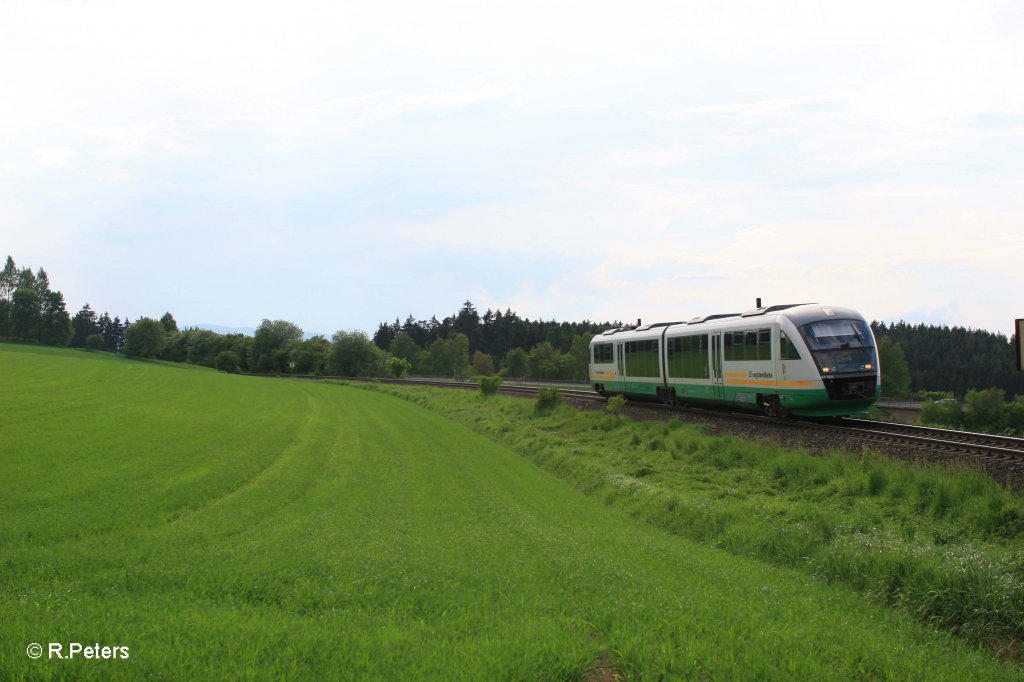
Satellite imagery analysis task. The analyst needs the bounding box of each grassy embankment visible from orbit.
[366,382,1024,658]
[0,343,1020,680]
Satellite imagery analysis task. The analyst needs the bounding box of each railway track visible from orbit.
[836,418,1024,461]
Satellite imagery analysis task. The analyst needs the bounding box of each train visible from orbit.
[588,303,880,418]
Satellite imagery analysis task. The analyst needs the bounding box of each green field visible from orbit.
[1,344,1020,680]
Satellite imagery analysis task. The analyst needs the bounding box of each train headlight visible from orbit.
[821,367,831,373]
[864,363,873,370]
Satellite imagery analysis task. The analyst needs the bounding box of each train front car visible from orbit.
[778,305,880,417]
[589,303,881,419]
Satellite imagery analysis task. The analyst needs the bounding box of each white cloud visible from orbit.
[660,94,848,119]
[31,146,77,167]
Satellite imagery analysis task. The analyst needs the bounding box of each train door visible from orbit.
[710,332,725,399]
[615,341,626,393]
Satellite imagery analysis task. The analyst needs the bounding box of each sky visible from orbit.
[2,0,1023,338]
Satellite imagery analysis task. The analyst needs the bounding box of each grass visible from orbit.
[0,344,1021,679]
[366,382,1024,658]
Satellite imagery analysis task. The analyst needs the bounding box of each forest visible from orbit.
[871,321,1024,398]
[2,254,1021,398]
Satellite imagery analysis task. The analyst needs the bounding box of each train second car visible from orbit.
[588,303,880,418]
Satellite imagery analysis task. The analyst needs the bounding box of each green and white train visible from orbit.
[589,303,880,418]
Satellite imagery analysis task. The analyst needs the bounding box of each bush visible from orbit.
[389,356,411,378]
[479,375,502,396]
[920,399,965,429]
[85,334,103,351]
[534,387,562,414]
[214,350,241,373]
[606,394,627,415]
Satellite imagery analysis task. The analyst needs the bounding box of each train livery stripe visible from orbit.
[723,371,813,388]
[724,379,815,388]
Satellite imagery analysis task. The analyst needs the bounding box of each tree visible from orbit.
[528,342,560,380]
[38,290,72,346]
[454,300,479,338]
[33,267,50,300]
[372,318,401,350]
[453,333,471,378]
[877,336,911,398]
[568,332,594,381]
[71,304,100,347]
[252,319,304,373]
[426,338,452,376]
[0,299,9,340]
[97,312,112,349]
[123,317,166,358]
[504,347,528,378]
[329,330,382,376]
[17,267,36,292]
[159,312,178,334]
[294,335,331,375]
[108,316,127,353]
[223,334,254,372]
[10,288,41,341]
[0,256,17,303]
[471,350,495,376]
[389,333,421,369]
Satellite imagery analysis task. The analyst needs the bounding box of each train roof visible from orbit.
[591,304,869,343]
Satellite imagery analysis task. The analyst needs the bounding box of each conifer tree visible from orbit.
[0,255,17,302]
[71,304,100,347]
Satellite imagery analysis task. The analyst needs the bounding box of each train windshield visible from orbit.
[798,319,876,374]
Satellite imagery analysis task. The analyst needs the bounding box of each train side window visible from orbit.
[726,329,771,361]
[667,335,710,378]
[757,328,771,361]
[624,338,659,377]
[780,331,801,360]
[592,343,613,364]
[724,331,737,361]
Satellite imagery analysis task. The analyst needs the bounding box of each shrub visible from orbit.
[479,375,502,396]
[920,399,965,429]
[534,387,562,414]
[85,334,103,351]
[214,350,241,373]
[606,394,627,415]
[389,356,412,378]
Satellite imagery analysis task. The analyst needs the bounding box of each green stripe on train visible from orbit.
[602,379,878,417]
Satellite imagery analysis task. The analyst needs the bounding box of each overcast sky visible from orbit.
[3,0,1023,338]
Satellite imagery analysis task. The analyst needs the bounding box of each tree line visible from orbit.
[372,300,616,381]
[0,255,611,380]
[871,321,1024,399]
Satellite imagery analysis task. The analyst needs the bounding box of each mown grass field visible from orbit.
[1,344,1021,680]
[376,383,1024,654]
